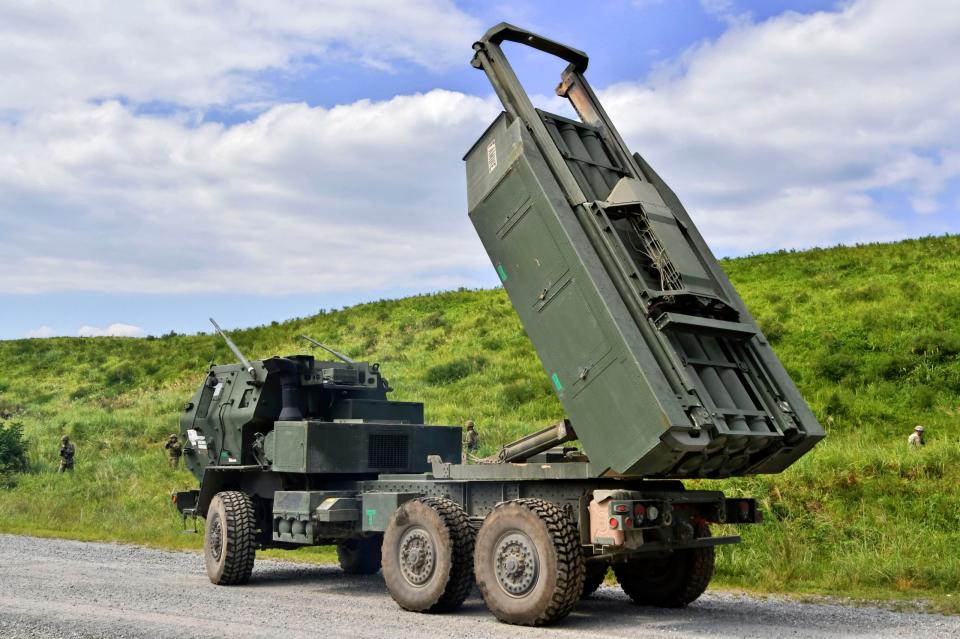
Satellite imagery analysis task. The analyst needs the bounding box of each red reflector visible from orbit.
[634,504,645,517]
[624,517,633,529]
[615,504,628,513]
[609,517,618,529]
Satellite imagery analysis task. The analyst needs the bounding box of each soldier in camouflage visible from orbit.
[465,420,479,455]
[164,434,183,469]
[908,425,925,447]
[58,436,75,472]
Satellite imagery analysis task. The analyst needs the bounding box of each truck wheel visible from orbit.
[474,498,584,626]
[382,497,475,613]
[613,525,714,608]
[338,534,383,575]
[204,491,257,585]
[581,561,607,598]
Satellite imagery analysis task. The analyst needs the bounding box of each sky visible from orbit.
[1,0,958,339]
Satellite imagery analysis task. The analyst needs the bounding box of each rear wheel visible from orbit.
[474,498,584,626]
[337,534,383,575]
[382,497,475,613]
[613,525,714,608]
[581,561,608,598]
[204,491,257,585]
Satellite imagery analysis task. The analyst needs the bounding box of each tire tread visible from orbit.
[416,496,475,612]
[215,490,256,585]
[509,498,585,626]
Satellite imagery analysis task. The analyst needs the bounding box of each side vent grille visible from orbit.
[332,368,361,384]
[368,433,409,469]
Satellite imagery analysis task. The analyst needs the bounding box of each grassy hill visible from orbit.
[1,235,958,608]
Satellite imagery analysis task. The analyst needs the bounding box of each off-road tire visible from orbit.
[613,524,714,608]
[382,497,475,613]
[204,491,257,585]
[337,534,383,575]
[474,498,585,626]
[581,561,607,598]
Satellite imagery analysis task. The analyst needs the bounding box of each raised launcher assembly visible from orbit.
[466,24,825,478]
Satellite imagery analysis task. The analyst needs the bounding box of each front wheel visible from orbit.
[204,491,257,585]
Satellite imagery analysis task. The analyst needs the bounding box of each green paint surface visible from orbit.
[366,508,377,528]
[496,263,508,282]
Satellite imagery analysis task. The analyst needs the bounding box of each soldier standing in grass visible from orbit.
[908,425,925,447]
[465,420,479,459]
[58,435,75,472]
[164,434,183,469]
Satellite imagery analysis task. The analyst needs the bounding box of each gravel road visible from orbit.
[1,534,957,639]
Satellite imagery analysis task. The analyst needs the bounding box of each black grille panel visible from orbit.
[368,433,409,469]
[333,368,361,384]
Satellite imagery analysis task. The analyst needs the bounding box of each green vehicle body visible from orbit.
[173,23,822,627]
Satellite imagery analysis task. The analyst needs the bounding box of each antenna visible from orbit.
[299,335,355,365]
[209,318,259,382]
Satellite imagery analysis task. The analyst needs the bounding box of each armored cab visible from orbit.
[175,324,462,552]
[179,353,455,479]
[466,23,824,479]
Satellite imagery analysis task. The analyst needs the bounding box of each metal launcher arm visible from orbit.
[471,23,646,207]
[472,23,589,208]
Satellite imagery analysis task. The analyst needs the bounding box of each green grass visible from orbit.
[1,234,958,609]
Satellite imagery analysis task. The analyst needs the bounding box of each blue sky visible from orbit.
[1,0,957,339]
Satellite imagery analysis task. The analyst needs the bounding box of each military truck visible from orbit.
[173,24,824,627]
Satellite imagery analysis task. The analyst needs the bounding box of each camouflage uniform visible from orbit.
[465,420,479,454]
[164,435,183,469]
[58,437,75,472]
[908,425,925,447]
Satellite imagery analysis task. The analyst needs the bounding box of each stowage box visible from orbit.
[269,421,462,475]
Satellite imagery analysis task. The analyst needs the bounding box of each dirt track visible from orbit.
[1,534,957,638]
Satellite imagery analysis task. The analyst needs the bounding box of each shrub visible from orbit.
[103,362,138,390]
[0,420,27,484]
[424,357,487,385]
[816,351,859,382]
[912,331,960,362]
[758,317,786,344]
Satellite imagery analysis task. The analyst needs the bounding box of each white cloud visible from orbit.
[25,325,56,338]
[698,0,750,27]
[0,0,480,112]
[1,0,958,303]
[77,323,146,338]
[0,91,499,294]
[601,0,960,252]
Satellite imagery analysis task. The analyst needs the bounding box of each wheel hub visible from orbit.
[398,527,435,586]
[209,514,224,561]
[494,532,539,596]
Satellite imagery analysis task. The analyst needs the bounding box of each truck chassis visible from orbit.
[177,454,758,626]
